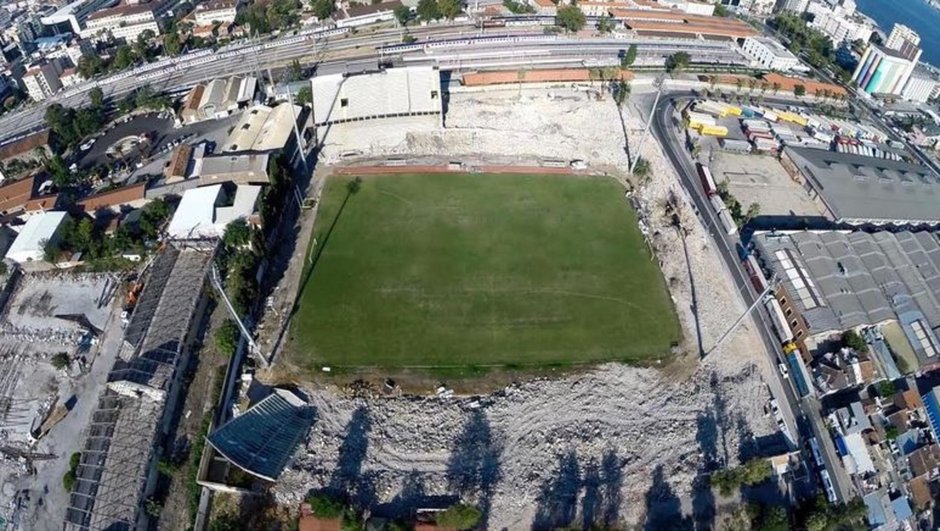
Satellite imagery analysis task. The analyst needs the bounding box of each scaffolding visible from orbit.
[64,244,214,531]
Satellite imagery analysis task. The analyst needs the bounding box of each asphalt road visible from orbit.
[650,90,854,503]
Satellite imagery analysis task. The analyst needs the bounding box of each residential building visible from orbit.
[780,0,808,12]
[742,36,801,71]
[22,60,62,101]
[885,23,920,58]
[59,67,80,87]
[852,45,919,97]
[805,0,873,44]
[75,182,148,216]
[4,210,68,265]
[81,3,161,42]
[901,66,940,104]
[193,0,238,25]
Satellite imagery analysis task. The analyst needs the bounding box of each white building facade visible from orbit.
[22,61,62,101]
[81,4,160,42]
[742,36,801,71]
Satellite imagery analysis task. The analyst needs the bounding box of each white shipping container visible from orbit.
[710,194,726,213]
[718,209,738,236]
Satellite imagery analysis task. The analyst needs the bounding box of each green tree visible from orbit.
[89,86,104,109]
[555,5,586,33]
[112,45,137,70]
[877,379,896,398]
[164,31,183,56]
[77,54,105,79]
[841,329,866,351]
[296,86,313,106]
[289,58,304,81]
[306,492,345,518]
[416,0,440,19]
[223,219,252,248]
[341,508,364,531]
[633,157,651,179]
[612,80,631,106]
[215,320,240,357]
[394,4,413,25]
[596,15,615,33]
[436,504,482,530]
[665,51,690,72]
[714,2,729,16]
[745,202,760,221]
[621,43,637,68]
[311,0,335,19]
[793,84,806,97]
[51,352,71,370]
[438,0,463,18]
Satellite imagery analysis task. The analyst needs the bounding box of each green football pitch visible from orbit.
[290,173,680,369]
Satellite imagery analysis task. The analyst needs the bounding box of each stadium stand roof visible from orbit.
[311,66,442,126]
[754,230,940,364]
[207,389,314,481]
[784,147,940,226]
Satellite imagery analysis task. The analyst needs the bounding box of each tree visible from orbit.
[745,202,760,221]
[296,86,312,106]
[77,54,105,79]
[555,5,585,33]
[841,329,866,352]
[288,58,304,81]
[877,380,896,398]
[735,78,743,93]
[215,320,240,357]
[713,2,729,16]
[393,4,412,25]
[311,0,335,20]
[665,51,690,73]
[89,87,104,109]
[621,44,637,68]
[164,31,183,56]
[436,504,482,530]
[793,84,806,97]
[416,0,440,20]
[113,45,137,70]
[596,15,615,33]
[223,218,252,248]
[612,80,631,106]
[51,352,71,370]
[885,424,899,440]
[771,82,781,94]
[306,493,345,518]
[341,508,364,531]
[633,157,651,179]
[438,0,463,19]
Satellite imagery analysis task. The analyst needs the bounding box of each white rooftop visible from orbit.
[311,66,442,126]
[166,185,260,240]
[5,211,67,263]
[223,103,301,153]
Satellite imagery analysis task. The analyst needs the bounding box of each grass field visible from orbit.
[290,173,680,369]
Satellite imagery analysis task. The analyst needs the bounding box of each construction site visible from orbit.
[0,271,123,529]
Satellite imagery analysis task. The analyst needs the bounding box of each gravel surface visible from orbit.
[272,86,782,528]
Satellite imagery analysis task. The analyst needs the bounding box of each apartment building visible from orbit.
[81,3,160,42]
[22,60,63,101]
[193,0,238,25]
[742,36,801,71]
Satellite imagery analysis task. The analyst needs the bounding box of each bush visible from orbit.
[436,504,482,530]
[877,380,896,398]
[341,508,364,531]
[710,459,773,496]
[841,329,866,352]
[63,452,81,492]
[306,492,345,519]
[51,352,71,370]
[215,320,240,357]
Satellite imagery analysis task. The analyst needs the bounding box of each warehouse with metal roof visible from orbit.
[783,147,940,226]
[754,230,940,367]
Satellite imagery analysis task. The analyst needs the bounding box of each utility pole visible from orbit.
[629,74,666,175]
[209,264,268,368]
[707,280,775,356]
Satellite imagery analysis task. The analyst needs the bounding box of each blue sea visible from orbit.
[855,0,940,66]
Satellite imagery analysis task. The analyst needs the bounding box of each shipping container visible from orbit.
[696,163,718,196]
[709,194,726,214]
[764,298,792,343]
[700,125,729,137]
[718,208,738,236]
[762,110,779,122]
[719,138,752,153]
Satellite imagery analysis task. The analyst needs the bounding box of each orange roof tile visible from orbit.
[0,130,52,162]
[0,174,39,214]
[77,183,146,212]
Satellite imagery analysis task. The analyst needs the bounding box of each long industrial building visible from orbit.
[782,146,940,227]
[753,230,940,371]
[64,246,213,530]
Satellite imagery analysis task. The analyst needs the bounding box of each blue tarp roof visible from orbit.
[895,430,921,456]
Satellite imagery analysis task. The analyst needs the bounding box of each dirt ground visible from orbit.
[259,85,785,529]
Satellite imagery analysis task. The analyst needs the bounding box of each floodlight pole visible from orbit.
[707,278,775,356]
[629,74,665,175]
[210,264,268,368]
